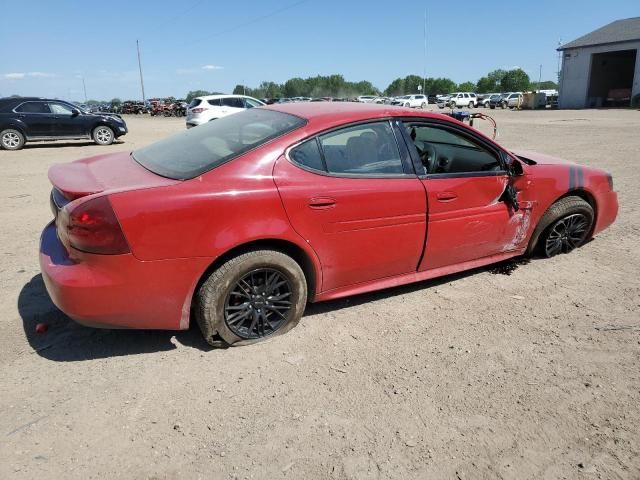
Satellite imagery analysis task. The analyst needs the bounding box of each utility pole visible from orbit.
[82,77,88,103]
[538,64,542,90]
[136,39,146,104]
[422,8,427,95]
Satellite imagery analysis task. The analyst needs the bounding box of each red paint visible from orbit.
[39,103,618,331]
[35,323,48,334]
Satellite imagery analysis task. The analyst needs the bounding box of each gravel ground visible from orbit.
[0,108,638,480]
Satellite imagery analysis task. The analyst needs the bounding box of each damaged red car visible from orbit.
[40,103,618,346]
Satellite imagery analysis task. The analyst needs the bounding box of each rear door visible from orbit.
[221,97,245,116]
[274,120,427,292]
[14,101,54,137]
[401,119,525,270]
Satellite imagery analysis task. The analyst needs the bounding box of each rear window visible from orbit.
[188,99,202,108]
[132,109,305,179]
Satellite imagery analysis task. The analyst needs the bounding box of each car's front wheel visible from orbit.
[93,126,114,145]
[195,250,308,347]
[528,196,594,258]
[0,129,25,150]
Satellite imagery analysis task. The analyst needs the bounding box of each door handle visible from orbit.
[308,197,336,209]
[436,192,457,202]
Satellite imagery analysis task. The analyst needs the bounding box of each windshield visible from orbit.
[132,109,305,179]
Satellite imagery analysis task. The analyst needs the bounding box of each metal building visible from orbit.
[558,17,640,108]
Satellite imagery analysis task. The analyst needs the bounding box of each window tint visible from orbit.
[207,98,222,106]
[222,97,245,108]
[189,99,202,108]
[15,102,50,113]
[318,122,404,176]
[406,124,502,175]
[290,139,324,171]
[49,102,74,114]
[132,109,305,179]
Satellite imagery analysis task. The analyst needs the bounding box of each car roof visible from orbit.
[196,94,254,100]
[264,102,450,130]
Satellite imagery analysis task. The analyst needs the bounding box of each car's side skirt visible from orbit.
[313,249,525,302]
[25,135,92,141]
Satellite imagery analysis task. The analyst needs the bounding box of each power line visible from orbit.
[175,0,310,49]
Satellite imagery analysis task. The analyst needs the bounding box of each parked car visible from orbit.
[356,95,378,103]
[391,95,428,108]
[439,92,477,109]
[0,97,128,150]
[477,94,499,108]
[40,103,618,347]
[185,94,265,128]
[488,94,507,109]
[503,92,524,109]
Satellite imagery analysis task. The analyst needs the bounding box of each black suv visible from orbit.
[0,97,128,150]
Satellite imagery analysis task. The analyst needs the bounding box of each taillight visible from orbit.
[58,196,130,255]
[191,107,207,113]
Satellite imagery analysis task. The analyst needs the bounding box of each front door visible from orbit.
[401,120,523,271]
[49,102,86,136]
[274,120,427,292]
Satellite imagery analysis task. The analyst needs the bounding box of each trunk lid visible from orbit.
[48,151,178,199]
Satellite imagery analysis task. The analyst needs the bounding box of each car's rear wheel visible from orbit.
[404,102,410,107]
[527,196,594,258]
[93,126,114,145]
[501,101,508,109]
[195,250,307,347]
[421,102,427,108]
[468,101,474,108]
[0,129,25,150]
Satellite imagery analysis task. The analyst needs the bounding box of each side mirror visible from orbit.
[505,155,524,176]
[71,108,80,116]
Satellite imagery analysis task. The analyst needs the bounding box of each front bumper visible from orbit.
[114,124,128,137]
[39,222,211,330]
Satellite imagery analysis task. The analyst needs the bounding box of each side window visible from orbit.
[244,98,262,108]
[405,123,502,175]
[207,98,222,107]
[15,101,50,113]
[290,139,324,171]
[222,97,244,108]
[50,102,74,114]
[318,121,404,176]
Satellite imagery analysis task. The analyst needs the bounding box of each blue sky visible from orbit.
[0,0,638,100]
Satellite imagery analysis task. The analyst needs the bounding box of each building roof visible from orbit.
[558,17,640,50]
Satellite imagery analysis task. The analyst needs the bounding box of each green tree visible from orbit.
[476,69,507,93]
[501,68,530,92]
[537,80,558,90]
[110,98,122,106]
[457,81,476,92]
[185,90,211,102]
[423,77,457,95]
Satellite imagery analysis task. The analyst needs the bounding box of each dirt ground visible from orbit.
[0,107,638,480]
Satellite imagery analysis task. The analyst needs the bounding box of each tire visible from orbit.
[404,102,410,107]
[421,102,426,109]
[195,250,308,347]
[501,101,508,109]
[468,101,474,108]
[527,196,594,258]
[93,126,114,145]
[449,101,456,109]
[0,128,25,150]
[490,105,496,109]
[484,101,490,108]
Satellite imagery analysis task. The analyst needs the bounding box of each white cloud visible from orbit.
[2,72,57,80]
[29,72,57,78]
[202,65,224,70]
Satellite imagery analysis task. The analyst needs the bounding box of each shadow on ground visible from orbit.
[19,257,532,362]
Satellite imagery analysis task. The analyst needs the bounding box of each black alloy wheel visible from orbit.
[224,268,293,339]
[544,213,591,257]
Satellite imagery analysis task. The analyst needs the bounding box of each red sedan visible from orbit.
[40,103,618,346]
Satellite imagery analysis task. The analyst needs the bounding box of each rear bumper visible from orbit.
[593,190,618,236]
[39,222,211,330]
